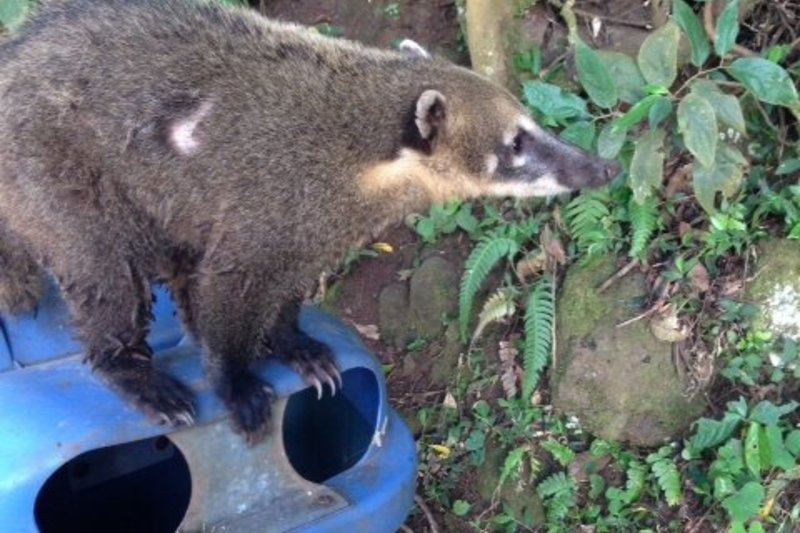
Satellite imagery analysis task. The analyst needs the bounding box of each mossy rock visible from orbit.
[408,256,458,339]
[552,255,704,446]
[476,438,544,528]
[745,239,800,341]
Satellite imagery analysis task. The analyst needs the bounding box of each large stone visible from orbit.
[746,239,800,342]
[552,255,704,446]
[378,282,411,348]
[408,256,458,339]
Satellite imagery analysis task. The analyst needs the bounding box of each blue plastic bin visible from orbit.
[0,283,416,532]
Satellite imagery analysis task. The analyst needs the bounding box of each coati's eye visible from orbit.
[511,132,524,155]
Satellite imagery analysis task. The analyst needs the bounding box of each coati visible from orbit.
[0,0,619,443]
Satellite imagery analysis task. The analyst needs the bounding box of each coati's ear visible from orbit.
[415,90,447,141]
[398,39,430,59]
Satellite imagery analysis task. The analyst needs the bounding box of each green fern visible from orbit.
[649,455,683,506]
[522,275,555,398]
[458,236,519,342]
[629,195,660,260]
[537,472,576,525]
[471,288,516,344]
[566,189,614,258]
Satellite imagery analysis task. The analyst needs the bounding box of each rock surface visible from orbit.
[552,255,704,446]
[746,239,800,342]
[408,256,459,339]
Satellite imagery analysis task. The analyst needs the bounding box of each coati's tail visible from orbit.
[0,224,44,315]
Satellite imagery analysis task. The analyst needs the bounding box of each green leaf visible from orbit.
[749,401,799,425]
[722,482,764,523]
[629,195,660,260]
[597,122,626,159]
[744,422,762,477]
[777,158,800,175]
[455,204,479,234]
[541,440,576,467]
[685,413,743,456]
[650,458,683,506]
[678,93,718,168]
[629,129,665,202]
[458,237,519,342]
[673,0,710,66]
[613,94,660,132]
[560,121,596,151]
[763,425,796,470]
[415,218,436,243]
[693,144,747,213]
[499,446,527,487]
[786,430,800,456]
[714,0,740,57]
[728,58,800,109]
[522,81,589,124]
[0,0,30,31]
[575,39,618,109]
[597,51,647,104]
[452,500,471,517]
[648,97,673,129]
[690,80,746,134]
[637,21,681,88]
[522,276,555,398]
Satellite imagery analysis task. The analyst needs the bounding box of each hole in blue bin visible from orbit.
[283,367,378,483]
[34,436,190,533]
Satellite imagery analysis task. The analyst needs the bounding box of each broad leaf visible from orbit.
[637,21,681,87]
[522,81,589,124]
[575,39,618,109]
[0,0,29,30]
[749,400,799,425]
[648,97,673,129]
[560,121,596,151]
[728,58,800,109]
[714,0,740,56]
[691,80,746,134]
[764,425,796,470]
[629,129,665,203]
[693,144,747,213]
[673,0,710,66]
[722,482,764,523]
[678,93,718,168]
[786,430,800,456]
[598,51,646,104]
[597,122,626,159]
[613,94,660,132]
[744,421,761,477]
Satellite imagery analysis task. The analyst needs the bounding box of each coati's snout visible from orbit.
[489,116,621,196]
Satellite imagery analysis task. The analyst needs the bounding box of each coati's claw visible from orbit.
[310,376,324,400]
[323,373,337,397]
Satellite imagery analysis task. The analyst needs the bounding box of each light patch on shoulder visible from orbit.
[168,101,214,156]
[486,174,572,198]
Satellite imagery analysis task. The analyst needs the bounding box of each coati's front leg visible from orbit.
[270,300,342,398]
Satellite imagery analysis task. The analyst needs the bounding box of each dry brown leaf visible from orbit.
[678,221,693,238]
[515,251,546,282]
[541,224,567,267]
[498,340,519,399]
[689,263,710,292]
[353,323,380,340]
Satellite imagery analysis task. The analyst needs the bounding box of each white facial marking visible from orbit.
[486,174,572,198]
[511,154,528,168]
[398,39,430,58]
[485,154,499,174]
[518,115,541,135]
[169,101,213,156]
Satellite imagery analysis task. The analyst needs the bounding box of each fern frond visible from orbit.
[471,288,516,345]
[522,275,555,398]
[651,458,683,506]
[566,189,614,258]
[537,472,576,526]
[629,195,660,260]
[458,236,519,342]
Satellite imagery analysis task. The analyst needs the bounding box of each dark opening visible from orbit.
[283,367,378,483]
[35,436,191,533]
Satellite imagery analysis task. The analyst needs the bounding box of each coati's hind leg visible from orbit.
[270,300,342,399]
[28,221,195,426]
[0,225,44,315]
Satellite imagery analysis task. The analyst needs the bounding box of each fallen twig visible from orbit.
[598,259,639,294]
[414,494,441,533]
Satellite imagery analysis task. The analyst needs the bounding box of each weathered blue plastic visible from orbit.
[0,284,416,532]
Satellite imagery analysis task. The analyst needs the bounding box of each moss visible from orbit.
[746,239,800,340]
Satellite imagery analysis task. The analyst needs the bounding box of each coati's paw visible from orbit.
[98,359,196,427]
[284,337,342,399]
[216,370,274,446]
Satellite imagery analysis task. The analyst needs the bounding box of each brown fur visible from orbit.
[0,0,617,442]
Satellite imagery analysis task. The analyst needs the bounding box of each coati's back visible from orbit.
[0,0,618,441]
